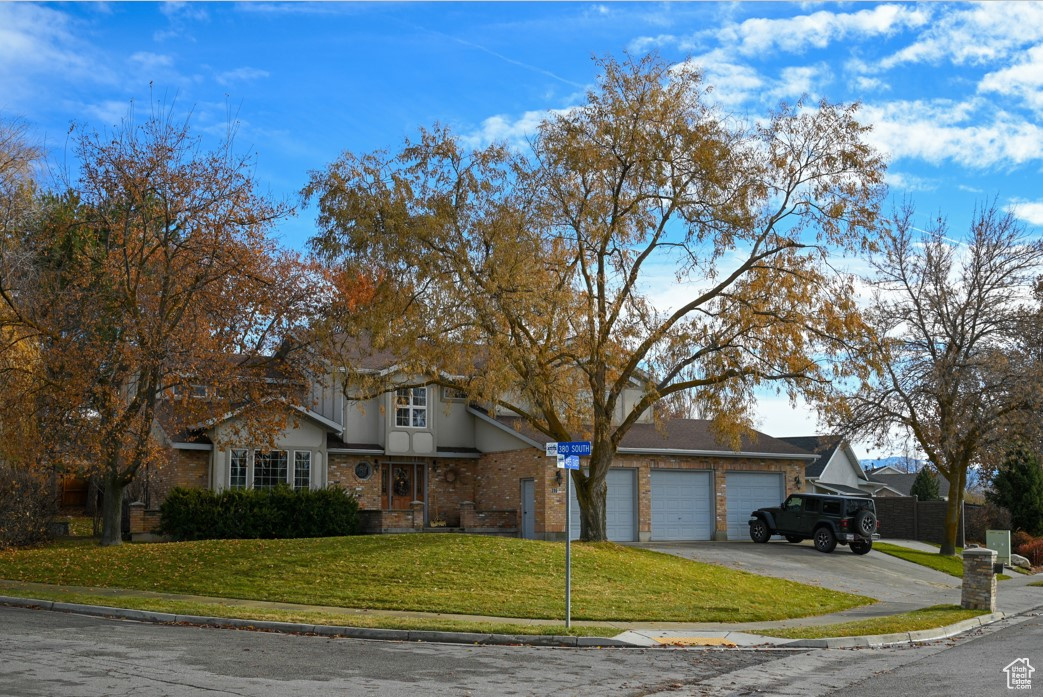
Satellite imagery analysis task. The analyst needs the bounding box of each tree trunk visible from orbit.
[573,446,612,542]
[100,475,125,547]
[574,471,607,541]
[940,468,966,556]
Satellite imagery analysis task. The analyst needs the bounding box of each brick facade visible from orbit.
[149,440,805,542]
[153,449,209,503]
[473,447,803,540]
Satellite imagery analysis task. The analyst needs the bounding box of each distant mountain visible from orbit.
[859,456,926,473]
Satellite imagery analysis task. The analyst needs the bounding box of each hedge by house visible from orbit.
[159,486,360,541]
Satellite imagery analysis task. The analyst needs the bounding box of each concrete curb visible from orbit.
[780,611,1008,648]
[0,595,635,648]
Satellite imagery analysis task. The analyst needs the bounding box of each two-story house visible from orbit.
[143,348,817,542]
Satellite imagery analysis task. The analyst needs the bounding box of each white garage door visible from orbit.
[650,470,713,541]
[725,472,784,540]
[569,469,636,541]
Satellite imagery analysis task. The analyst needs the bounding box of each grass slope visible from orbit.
[0,534,871,622]
[754,605,987,640]
[874,542,1011,580]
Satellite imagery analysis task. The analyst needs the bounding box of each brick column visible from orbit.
[410,500,425,529]
[961,548,997,612]
[459,501,475,530]
[128,501,146,535]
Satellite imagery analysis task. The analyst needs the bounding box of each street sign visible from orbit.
[563,455,580,470]
[545,442,559,457]
[557,441,591,456]
[556,454,565,469]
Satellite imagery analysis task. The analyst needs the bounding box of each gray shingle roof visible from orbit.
[491,415,813,458]
[777,435,843,478]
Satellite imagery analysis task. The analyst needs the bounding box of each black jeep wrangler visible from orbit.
[748,493,879,554]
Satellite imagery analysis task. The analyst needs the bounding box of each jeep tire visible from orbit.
[813,527,837,553]
[749,519,771,543]
[850,539,872,555]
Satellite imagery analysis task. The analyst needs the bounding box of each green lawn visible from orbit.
[753,605,988,640]
[0,534,871,623]
[874,542,1011,580]
[0,586,610,637]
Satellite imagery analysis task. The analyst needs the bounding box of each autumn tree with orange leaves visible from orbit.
[307,54,887,541]
[0,111,326,545]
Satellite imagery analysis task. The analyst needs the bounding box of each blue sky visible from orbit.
[4,1,1043,457]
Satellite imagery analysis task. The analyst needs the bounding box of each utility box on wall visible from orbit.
[986,529,1011,566]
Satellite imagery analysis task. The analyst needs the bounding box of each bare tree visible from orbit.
[838,202,1043,555]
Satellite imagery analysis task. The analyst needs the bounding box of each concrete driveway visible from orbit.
[638,539,962,608]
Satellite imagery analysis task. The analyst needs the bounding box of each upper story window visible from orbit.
[442,386,467,402]
[395,387,427,428]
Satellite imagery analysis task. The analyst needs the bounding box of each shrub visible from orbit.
[965,502,1012,544]
[1015,538,1043,567]
[159,485,360,541]
[1012,530,1035,550]
[0,464,59,549]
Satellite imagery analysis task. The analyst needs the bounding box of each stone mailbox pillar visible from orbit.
[459,501,475,530]
[961,548,998,612]
[410,500,425,529]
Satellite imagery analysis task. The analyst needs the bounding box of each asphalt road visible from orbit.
[0,605,767,697]
[831,610,1043,697]
[2,604,1041,696]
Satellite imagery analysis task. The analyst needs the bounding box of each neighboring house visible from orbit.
[777,435,876,497]
[864,466,951,500]
[142,347,817,542]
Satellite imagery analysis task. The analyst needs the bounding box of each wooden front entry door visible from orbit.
[382,463,419,510]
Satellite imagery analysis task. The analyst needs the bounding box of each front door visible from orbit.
[382,463,420,510]
[521,479,535,539]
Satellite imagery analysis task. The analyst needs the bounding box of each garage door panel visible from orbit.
[726,472,784,540]
[651,470,712,541]
[569,469,636,541]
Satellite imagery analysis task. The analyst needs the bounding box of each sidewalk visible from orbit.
[1,550,1040,650]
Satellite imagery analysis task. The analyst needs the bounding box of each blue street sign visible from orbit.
[557,441,591,456]
[563,455,580,470]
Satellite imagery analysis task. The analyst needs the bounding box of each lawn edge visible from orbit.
[0,594,634,648]
[777,610,1006,648]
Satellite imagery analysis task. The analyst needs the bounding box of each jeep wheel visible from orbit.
[785,535,803,543]
[850,539,872,555]
[813,527,837,553]
[854,509,877,539]
[749,519,771,543]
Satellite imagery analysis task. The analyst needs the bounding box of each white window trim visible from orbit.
[229,448,316,490]
[294,451,312,491]
[395,386,428,429]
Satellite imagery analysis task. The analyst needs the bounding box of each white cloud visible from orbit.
[875,2,1043,71]
[0,4,110,105]
[460,107,574,149]
[718,5,930,57]
[979,44,1043,110]
[130,52,175,72]
[681,51,765,108]
[885,171,936,193]
[852,76,889,93]
[216,67,270,86]
[859,100,1043,169]
[769,64,832,101]
[1005,199,1043,227]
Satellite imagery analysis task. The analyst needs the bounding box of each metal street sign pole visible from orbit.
[549,441,588,632]
[565,469,571,629]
